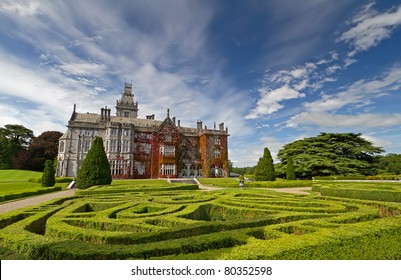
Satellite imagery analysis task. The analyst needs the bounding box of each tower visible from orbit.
[116,82,138,118]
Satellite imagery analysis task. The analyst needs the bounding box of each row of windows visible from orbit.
[60,140,220,158]
[110,160,130,176]
[108,129,134,137]
[107,140,131,153]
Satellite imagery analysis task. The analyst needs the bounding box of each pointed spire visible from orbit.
[70,104,77,121]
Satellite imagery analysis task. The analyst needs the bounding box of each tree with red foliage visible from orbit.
[28,131,63,171]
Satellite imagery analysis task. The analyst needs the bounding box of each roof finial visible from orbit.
[167,108,170,118]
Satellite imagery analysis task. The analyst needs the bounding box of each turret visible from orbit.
[116,82,139,118]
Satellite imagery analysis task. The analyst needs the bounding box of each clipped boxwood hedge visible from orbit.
[1,181,401,260]
[0,186,62,203]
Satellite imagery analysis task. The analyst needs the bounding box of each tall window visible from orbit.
[214,149,220,158]
[110,140,118,152]
[59,141,65,153]
[83,140,91,153]
[122,141,130,152]
[124,112,130,118]
[214,137,221,145]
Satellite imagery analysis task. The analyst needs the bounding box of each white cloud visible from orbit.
[57,62,107,77]
[286,112,401,128]
[245,86,305,119]
[361,134,392,148]
[305,66,401,113]
[0,1,39,16]
[339,3,401,55]
[285,65,401,130]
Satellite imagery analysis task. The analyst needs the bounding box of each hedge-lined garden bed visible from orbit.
[198,178,312,188]
[0,180,401,259]
[312,182,401,203]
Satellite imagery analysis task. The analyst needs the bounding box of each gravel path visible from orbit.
[0,189,76,214]
[268,187,312,195]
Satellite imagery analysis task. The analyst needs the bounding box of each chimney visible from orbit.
[178,120,181,127]
[107,108,111,121]
[219,123,224,131]
[172,117,176,124]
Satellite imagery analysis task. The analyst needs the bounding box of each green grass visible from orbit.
[0,182,47,195]
[0,170,42,182]
[0,170,64,203]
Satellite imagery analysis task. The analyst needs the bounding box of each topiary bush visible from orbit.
[76,136,112,189]
[41,160,55,187]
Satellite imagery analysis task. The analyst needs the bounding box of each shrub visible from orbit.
[366,175,400,181]
[286,157,296,180]
[254,147,276,181]
[41,160,55,187]
[76,136,112,189]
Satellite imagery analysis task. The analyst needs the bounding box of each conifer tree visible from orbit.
[286,156,296,180]
[255,147,276,181]
[76,136,112,189]
[41,159,55,187]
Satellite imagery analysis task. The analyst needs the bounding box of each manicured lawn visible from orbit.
[0,170,62,202]
[0,170,42,182]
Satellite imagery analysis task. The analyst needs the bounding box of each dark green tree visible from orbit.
[277,133,384,178]
[377,154,401,175]
[255,147,276,181]
[0,124,34,148]
[0,124,34,169]
[0,136,12,169]
[76,136,112,189]
[286,156,296,180]
[41,159,55,187]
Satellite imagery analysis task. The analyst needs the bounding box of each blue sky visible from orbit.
[1,0,401,167]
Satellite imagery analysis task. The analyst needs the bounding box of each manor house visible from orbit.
[56,82,229,179]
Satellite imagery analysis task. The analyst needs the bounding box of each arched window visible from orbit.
[59,141,65,153]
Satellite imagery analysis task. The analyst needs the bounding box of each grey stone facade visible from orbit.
[56,83,229,179]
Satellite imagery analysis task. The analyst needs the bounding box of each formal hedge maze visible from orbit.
[1,183,401,259]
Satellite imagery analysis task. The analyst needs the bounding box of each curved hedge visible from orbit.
[1,182,401,260]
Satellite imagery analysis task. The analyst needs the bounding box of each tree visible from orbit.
[286,156,296,180]
[0,124,34,169]
[0,124,34,148]
[277,133,384,178]
[76,136,112,189]
[41,159,55,187]
[255,147,276,181]
[29,131,63,171]
[377,154,401,175]
[0,136,12,169]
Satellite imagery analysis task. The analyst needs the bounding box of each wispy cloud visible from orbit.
[339,2,401,56]
[0,1,39,16]
[286,66,401,128]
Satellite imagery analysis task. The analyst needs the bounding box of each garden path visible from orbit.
[0,189,76,214]
[268,187,312,195]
